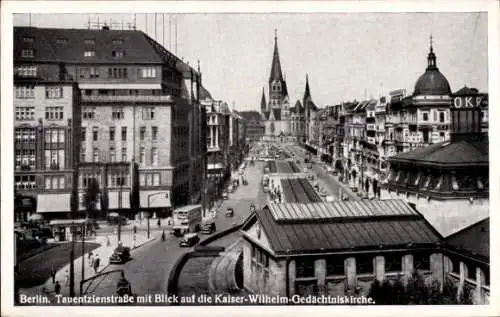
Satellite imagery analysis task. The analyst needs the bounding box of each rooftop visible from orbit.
[445,218,489,262]
[246,200,442,255]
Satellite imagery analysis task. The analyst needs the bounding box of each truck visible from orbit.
[171,205,203,237]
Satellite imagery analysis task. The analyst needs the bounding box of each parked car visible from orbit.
[222,191,229,200]
[179,233,200,247]
[225,207,234,217]
[242,179,248,186]
[109,246,131,264]
[200,221,216,234]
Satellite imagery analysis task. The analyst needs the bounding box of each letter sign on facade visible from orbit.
[453,96,483,109]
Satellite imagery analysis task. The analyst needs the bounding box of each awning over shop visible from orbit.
[108,191,131,209]
[140,190,171,208]
[37,193,71,213]
[49,218,88,226]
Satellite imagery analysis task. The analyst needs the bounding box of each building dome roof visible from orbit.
[413,36,451,96]
[414,68,451,96]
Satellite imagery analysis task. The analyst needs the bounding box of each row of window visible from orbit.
[81,126,158,142]
[139,173,161,187]
[295,254,430,278]
[15,149,36,170]
[14,175,36,190]
[82,106,156,121]
[79,67,156,79]
[15,86,64,99]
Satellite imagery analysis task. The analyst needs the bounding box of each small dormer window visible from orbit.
[84,39,95,46]
[112,51,124,58]
[21,49,34,58]
[112,39,124,45]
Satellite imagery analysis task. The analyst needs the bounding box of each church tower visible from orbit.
[268,29,288,110]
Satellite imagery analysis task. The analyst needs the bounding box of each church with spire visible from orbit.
[260,30,316,141]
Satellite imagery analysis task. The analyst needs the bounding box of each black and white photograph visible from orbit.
[2,1,499,316]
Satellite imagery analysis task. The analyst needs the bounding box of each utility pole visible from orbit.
[69,222,75,297]
[80,223,85,295]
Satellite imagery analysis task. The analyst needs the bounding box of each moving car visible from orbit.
[225,207,234,217]
[179,233,200,247]
[222,191,229,200]
[200,221,216,234]
[109,246,131,264]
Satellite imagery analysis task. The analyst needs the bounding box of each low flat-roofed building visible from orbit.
[240,200,444,297]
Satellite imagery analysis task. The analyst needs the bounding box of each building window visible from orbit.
[109,127,115,141]
[56,38,68,45]
[109,146,116,162]
[385,254,402,273]
[92,126,99,141]
[44,128,65,144]
[84,39,95,45]
[15,149,36,170]
[90,67,99,78]
[109,172,128,187]
[112,107,124,120]
[45,106,64,120]
[140,127,146,140]
[356,255,374,274]
[142,173,160,187]
[108,67,128,78]
[414,253,430,271]
[15,175,36,190]
[467,263,476,280]
[296,258,315,278]
[121,127,127,141]
[121,147,127,162]
[84,51,96,57]
[15,86,35,99]
[79,127,86,142]
[151,147,158,166]
[138,67,156,78]
[142,107,155,120]
[16,65,37,77]
[422,113,428,121]
[45,87,63,99]
[82,107,96,120]
[439,112,445,123]
[152,126,158,140]
[80,144,86,162]
[93,148,99,162]
[44,175,65,189]
[112,38,123,45]
[112,51,124,58]
[326,256,345,276]
[44,149,65,170]
[23,36,34,43]
[139,146,145,164]
[15,106,35,120]
[21,49,34,58]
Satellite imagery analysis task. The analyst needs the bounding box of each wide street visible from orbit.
[284,144,360,201]
[84,159,267,299]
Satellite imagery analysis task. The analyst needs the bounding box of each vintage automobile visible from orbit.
[109,246,131,264]
[225,207,234,217]
[200,221,216,234]
[222,191,229,200]
[179,233,200,247]
[242,178,248,186]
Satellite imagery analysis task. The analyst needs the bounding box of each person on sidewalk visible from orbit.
[64,270,69,285]
[157,218,161,228]
[50,267,57,284]
[161,229,166,242]
[88,251,94,267]
[93,255,100,274]
[54,281,61,295]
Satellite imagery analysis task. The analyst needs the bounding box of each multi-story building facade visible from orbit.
[238,111,265,144]
[14,26,205,219]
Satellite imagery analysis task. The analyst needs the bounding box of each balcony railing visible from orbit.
[81,95,175,103]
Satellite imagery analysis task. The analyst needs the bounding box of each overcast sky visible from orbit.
[14,12,488,111]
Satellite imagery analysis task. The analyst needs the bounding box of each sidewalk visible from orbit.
[19,231,158,299]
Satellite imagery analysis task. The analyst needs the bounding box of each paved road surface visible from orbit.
[84,161,266,299]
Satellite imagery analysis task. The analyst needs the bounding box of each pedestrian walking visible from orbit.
[54,281,61,295]
[93,255,100,274]
[106,236,111,247]
[161,229,166,242]
[88,251,94,266]
[50,267,57,284]
[157,218,161,228]
[64,269,69,285]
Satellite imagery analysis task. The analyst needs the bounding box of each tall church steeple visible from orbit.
[269,29,284,83]
[260,87,267,112]
[303,73,311,104]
